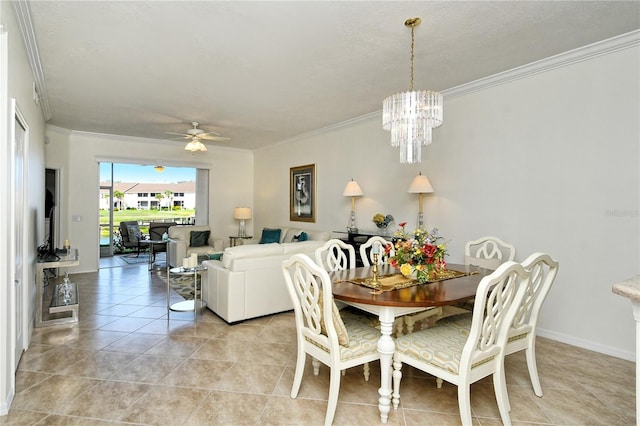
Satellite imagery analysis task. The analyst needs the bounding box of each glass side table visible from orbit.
[167,264,207,322]
[229,235,253,247]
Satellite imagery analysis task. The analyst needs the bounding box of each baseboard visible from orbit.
[537,327,634,362]
[0,386,15,416]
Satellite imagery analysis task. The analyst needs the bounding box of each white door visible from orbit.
[12,100,28,370]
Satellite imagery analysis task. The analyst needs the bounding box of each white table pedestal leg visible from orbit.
[377,307,396,424]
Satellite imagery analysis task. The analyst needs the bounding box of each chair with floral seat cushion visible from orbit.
[359,236,395,267]
[282,254,380,426]
[415,235,517,329]
[314,239,356,272]
[391,261,531,426]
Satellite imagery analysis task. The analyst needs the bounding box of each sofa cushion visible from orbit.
[260,228,281,244]
[190,230,211,247]
[293,231,308,242]
[222,243,284,269]
[282,240,325,255]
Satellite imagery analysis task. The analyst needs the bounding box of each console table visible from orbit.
[333,230,393,267]
[35,249,80,327]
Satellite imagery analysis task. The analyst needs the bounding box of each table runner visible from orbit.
[345,269,477,292]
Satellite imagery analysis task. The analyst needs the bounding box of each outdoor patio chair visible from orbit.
[118,221,146,256]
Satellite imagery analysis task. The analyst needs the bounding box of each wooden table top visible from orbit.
[330,264,493,308]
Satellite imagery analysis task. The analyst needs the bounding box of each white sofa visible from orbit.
[201,226,331,323]
[168,225,224,267]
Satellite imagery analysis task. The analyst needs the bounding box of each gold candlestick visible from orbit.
[368,252,381,287]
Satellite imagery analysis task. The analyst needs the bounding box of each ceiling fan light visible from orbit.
[194,139,207,151]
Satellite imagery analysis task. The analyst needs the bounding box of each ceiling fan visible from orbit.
[167,121,230,152]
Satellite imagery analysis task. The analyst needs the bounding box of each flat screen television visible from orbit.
[46,205,57,257]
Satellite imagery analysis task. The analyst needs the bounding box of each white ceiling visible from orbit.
[24,1,640,150]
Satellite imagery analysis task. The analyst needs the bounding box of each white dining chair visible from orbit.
[314,239,356,272]
[507,252,559,397]
[402,236,517,334]
[359,236,394,267]
[391,261,531,426]
[282,254,380,426]
[465,235,516,269]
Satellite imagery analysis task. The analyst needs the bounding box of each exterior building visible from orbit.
[99,181,196,210]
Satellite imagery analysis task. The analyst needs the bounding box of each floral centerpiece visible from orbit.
[386,222,448,283]
[373,213,394,230]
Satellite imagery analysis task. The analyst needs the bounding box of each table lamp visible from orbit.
[234,207,251,237]
[343,179,363,233]
[407,172,434,229]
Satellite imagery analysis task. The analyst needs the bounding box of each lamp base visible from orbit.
[238,220,246,238]
[346,210,358,233]
[417,212,425,229]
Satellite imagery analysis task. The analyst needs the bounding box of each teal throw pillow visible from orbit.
[294,231,308,242]
[190,230,210,247]
[208,252,223,260]
[260,228,281,244]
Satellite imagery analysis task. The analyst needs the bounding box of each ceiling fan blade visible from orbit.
[200,134,231,141]
[198,130,222,137]
[166,131,190,137]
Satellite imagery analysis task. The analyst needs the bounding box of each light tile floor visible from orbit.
[2,259,635,425]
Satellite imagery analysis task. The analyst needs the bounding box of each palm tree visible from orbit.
[154,193,164,210]
[113,190,125,210]
[164,190,174,211]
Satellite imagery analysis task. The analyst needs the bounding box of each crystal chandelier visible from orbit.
[383,17,443,164]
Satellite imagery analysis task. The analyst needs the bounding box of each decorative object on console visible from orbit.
[154,165,165,172]
[290,164,316,223]
[389,222,448,283]
[407,171,434,229]
[233,207,251,237]
[343,179,363,233]
[372,213,394,233]
[382,17,443,164]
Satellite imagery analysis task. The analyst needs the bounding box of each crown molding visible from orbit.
[13,0,52,120]
[442,30,640,99]
[268,30,640,148]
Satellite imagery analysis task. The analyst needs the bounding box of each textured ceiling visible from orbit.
[26,1,640,150]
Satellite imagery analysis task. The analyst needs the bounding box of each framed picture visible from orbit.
[290,164,315,222]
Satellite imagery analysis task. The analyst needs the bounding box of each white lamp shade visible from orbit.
[234,207,252,220]
[407,173,434,194]
[343,180,364,197]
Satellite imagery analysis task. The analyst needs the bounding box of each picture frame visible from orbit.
[290,164,316,222]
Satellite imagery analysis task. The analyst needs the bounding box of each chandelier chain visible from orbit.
[410,24,415,91]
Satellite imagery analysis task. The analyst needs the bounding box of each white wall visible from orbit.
[45,127,253,272]
[0,2,47,414]
[254,41,640,359]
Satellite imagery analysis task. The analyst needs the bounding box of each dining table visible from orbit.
[330,263,493,424]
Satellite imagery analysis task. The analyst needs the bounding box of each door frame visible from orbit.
[10,98,29,372]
